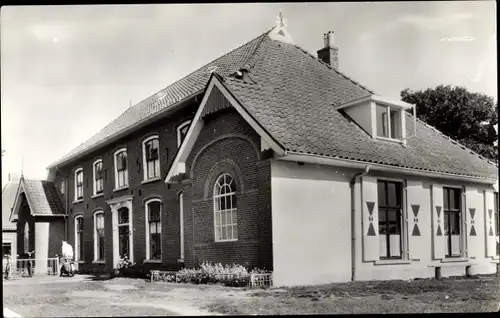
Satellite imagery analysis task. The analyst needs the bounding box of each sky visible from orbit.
[1,2,497,188]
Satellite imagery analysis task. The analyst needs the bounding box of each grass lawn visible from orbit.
[201,274,500,315]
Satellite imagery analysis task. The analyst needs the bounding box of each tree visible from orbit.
[401,85,498,162]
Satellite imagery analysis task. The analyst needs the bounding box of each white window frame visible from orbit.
[74,168,84,202]
[142,135,160,181]
[213,173,238,242]
[74,215,84,262]
[375,103,403,141]
[179,192,184,261]
[113,148,129,190]
[93,159,104,196]
[145,198,162,261]
[93,211,105,262]
[61,180,65,195]
[177,120,192,147]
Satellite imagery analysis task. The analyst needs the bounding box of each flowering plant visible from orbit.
[116,255,135,270]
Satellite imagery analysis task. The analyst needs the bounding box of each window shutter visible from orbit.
[464,187,479,258]
[484,190,496,257]
[406,180,426,260]
[431,184,445,259]
[362,175,379,261]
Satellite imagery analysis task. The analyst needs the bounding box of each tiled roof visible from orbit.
[22,179,65,216]
[224,36,498,180]
[2,181,19,230]
[48,31,270,168]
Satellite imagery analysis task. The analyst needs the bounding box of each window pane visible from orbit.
[444,213,450,236]
[378,182,387,207]
[231,210,237,225]
[388,209,401,234]
[387,182,400,207]
[221,226,227,241]
[232,225,238,240]
[451,212,460,235]
[376,105,389,137]
[378,209,387,234]
[390,109,401,139]
[443,189,449,210]
[450,189,460,210]
[119,208,129,224]
[150,222,156,234]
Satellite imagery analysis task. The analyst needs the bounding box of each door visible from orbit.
[117,207,131,259]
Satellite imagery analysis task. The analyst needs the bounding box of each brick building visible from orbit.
[8,18,499,286]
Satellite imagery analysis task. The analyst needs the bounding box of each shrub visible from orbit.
[172,261,269,287]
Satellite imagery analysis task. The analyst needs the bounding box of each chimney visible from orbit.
[317,31,339,70]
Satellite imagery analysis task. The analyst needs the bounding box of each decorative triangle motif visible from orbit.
[488,209,493,219]
[469,208,476,219]
[366,201,375,216]
[412,224,421,236]
[489,226,494,236]
[436,225,443,236]
[436,206,441,218]
[367,223,376,236]
[411,205,420,217]
[469,226,477,236]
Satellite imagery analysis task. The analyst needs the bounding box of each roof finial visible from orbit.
[276,10,287,28]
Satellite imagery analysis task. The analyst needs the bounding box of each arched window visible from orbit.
[74,168,84,201]
[75,216,84,261]
[213,173,238,242]
[93,159,104,196]
[24,222,29,254]
[177,120,191,147]
[145,199,162,260]
[114,149,128,189]
[94,211,105,261]
[142,136,160,180]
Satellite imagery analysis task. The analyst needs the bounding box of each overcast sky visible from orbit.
[1,2,497,187]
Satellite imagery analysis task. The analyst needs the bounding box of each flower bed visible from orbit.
[150,261,272,288]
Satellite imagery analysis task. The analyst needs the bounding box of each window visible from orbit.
[143,136,160,180]
[145,200,162,260]
[118,207,130,258]
[443,187,462,258]
[75,216,84,261]
[377,180,403,259]
[60,180,65,195]
[24,222,29,254]
[93,160,104,196]
[94,212,105,261]
[75,168,84,201]
[495,192,499,256]
[376,104,402,139]
[177,120,191,147]
[114,149,128,189]
[213,173,238,242]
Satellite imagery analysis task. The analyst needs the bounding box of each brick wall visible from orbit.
[54,96,273,272]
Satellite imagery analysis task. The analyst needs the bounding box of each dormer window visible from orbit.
[376,104,402,140]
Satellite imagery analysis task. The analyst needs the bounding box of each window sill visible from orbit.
[73,199,84,204]
[92,260,105,264]
[113,186,129,193]
[440,257,469,263]
[141,177,161,185]
[91,193,104,199]
[76,261,84,264]
[144,259,162,264]
[374,259,412,266]
[376,136,404,144]
[177,258,185,263]
[215,239,238,243]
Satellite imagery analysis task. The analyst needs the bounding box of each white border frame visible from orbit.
[142,136,160,181]
[74,168,84,202]
[113,148,129,190]
[177,120,191,147]
[74,215,84,262]
[144,198,162,261]
[106,196,134,268]
[93,210,105,262]
[92,159,103,196]
[213,173,238,242]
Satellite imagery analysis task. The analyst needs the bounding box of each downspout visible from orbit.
[349,165,370,282]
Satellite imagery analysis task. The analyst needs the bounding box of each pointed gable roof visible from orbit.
[10,178,65,222]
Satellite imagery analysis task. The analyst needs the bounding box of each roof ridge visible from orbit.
[239,27,274,72]
[289,42,376,96]
[405,112,498,167]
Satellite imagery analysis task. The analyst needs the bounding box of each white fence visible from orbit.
[3,258,60,277]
